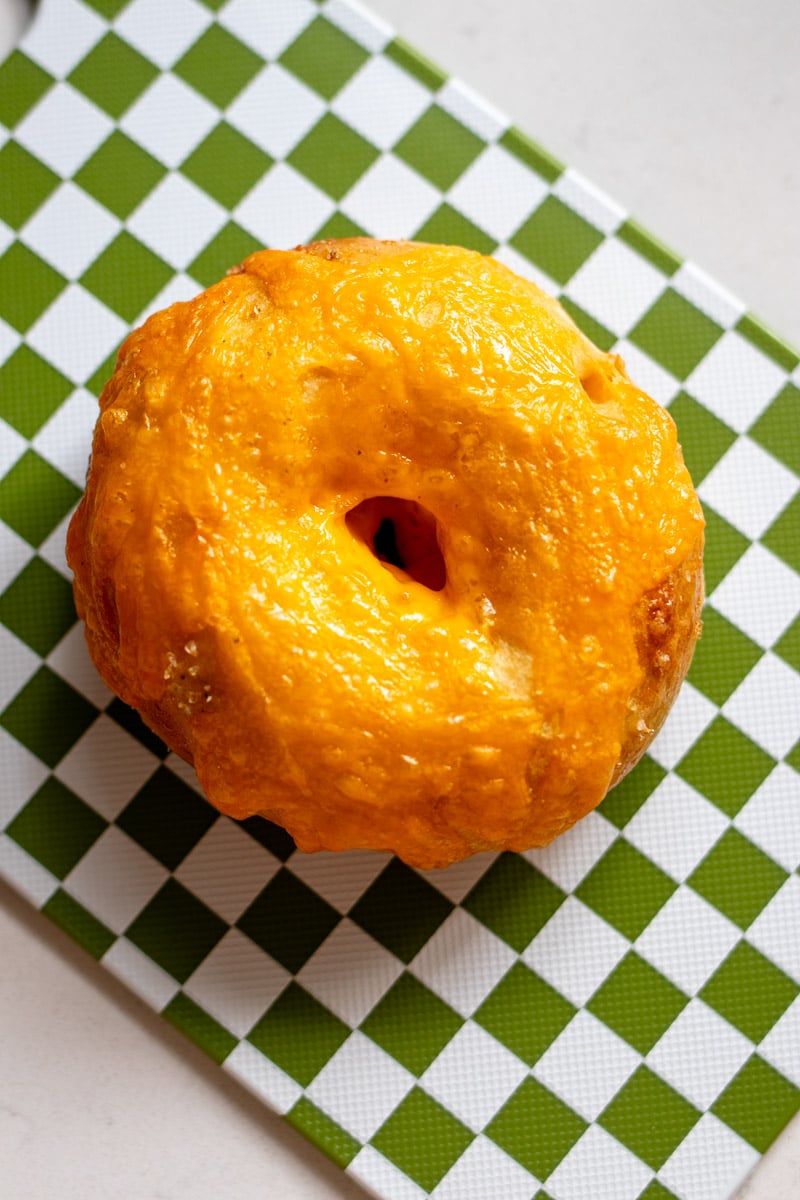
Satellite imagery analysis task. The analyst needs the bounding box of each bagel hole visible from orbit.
[346,497,447,592]
[580,367,609,404]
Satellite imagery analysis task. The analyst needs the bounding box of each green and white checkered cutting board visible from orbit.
[2,0,800,1196]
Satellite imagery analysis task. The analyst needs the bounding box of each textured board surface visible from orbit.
[1,1,800,1197]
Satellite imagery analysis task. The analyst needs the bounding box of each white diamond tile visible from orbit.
[324,0,393,52]
[219,0,317,61]
[38,508,75,580]
[660,1112,759,1200]
[522,897,628,1008]
[65,825,169,934]
[635,888,739,995]
[615,337,680,405]
[545,1124,651,1200]
[0,728,49,827]
[524,811,617,892]
[175,818,280,924]
[26,284,127,384]
[20,0,106,78]
[448,144,548,243]
[711,542,800,648]
[425,852,498,906]
[0,835,58,907]
[55,714,159,822]
[103,936,179,1010]
[225,1041,302,1114]
[46,622,113,710]
[0,419,29,485]
[735,765,800,874]
[307,1031,414,1142]
[185,928,290,1038]
[0,316,20,370]
[686,330,787,434]
[437,79,506,141]
[297,918,403,1026]
[420,1021,527,1132]
[625,775,728,883]
[699,437,797,540]
[136,272,201,324]
[565,237,666,336]
[431,1136,538,1200]
[647,999,752,1110]
[340,153,440,238]
[332,56,430,151]
[121,75,218,168]
[114,0,213,70]
[0,627,39,715]
[128,173,227,270]
[672,262,745,330]
[32,387,97,488]
[723,652,800,760]
[227,63,325,159]
[761,996,800,1088]
[235,162,334,248]
[289,848,392,912]
[20,182,120,280]
[16,83,112,177]
[552,169,625,235]
[410,908,516,1018]
[349,1146,428,1200]
[533,1010,639,1121]
[648,681,718,771]
[748,877,800,984]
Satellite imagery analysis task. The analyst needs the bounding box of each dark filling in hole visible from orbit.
[346,496,447,592]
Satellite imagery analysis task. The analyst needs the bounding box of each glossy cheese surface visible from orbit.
[67,240,704,867]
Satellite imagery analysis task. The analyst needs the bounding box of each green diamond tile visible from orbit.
[786,739,800,775]
[474,961,575,1065]
[181,122,271,209]
[68,33,157,119]
[486,1077,587,1179]
[700,940,798,1042]
[0,666,97,768]
[6,777,105,878]
[677,717,775,817]
[312,211,368,242]
[629,288,723,381]
[116,766,217,870]
[0,556,77,657]
[85,348,118,398]
[687,605,763,706]
[126,878,227,983]
[749,383,800,475]
[286,1098,360,1169]
[762,490,800,573]
[394,104,484,191]
[736,313,800,374]
[0,242,65,333]
[74,131,167,220]
[289,113,378,201]
[713,1055,800,1153]
[559,295,617,352]
[700,503,751,593]
[463,854,565,952]
[238,868,339,972]
[616,220,681,277]
[599,756,667,830]
[384,37,447,92]
[668,391,737,483]
[42,888,115,959]
[0,344,72,438]
[239,814,296,861]
[174,24,262,109]
[187,221,261,288]
[414,203,496,255]
[350,858,453,963]
[775,613,800,674]
[280,16,369,101]
[638,1184,681,1200]
[196,0,227,9]
[510,195,604,286]
[361,972,463,1075]
[575,839,676,941]
[599,1066,700,1171]
[371,1087,473,1193]
[106,697,169,759]
[688,828,787,930]
[500,127,564,184]
[588,952,688,1054]
[0,50,53,128]
[0,450,82,548]
[162,991,238,1065]
[81,232,172,322]
[81,0,128,16]
[0,141,59,230]
[247,982,349,1086]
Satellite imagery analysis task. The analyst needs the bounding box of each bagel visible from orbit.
[67,239,704,869]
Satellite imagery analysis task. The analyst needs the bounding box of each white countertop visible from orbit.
[1,0,798,1196]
